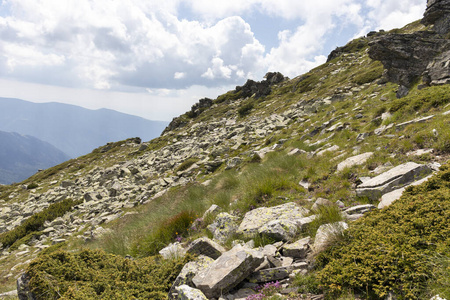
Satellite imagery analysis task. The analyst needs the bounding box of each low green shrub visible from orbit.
[293,272,322,294]
[26,183,39,190]
[175,157,199,173]
[26,249,191,299]
[317,163,450,299]
[238,102,254,117]
[0,198,81,248]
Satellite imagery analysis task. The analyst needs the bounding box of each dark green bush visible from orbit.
[238,102,254,117]
[176,158,199,173]
[27,183,39,190]
[317,164,450,299]
[0,198,82,248]
[26,249,191,299]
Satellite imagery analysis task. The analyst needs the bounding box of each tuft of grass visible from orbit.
[131,210,197,257]
[175,157,199,173]
[307,205,343,238]
[352,61,384,85]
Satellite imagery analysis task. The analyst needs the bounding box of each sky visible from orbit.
[0,0,426,121]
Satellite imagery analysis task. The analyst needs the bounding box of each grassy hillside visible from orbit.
[0,19,449,299]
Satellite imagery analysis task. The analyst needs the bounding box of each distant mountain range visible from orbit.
[0,98,169,158]
[0,131,70,184]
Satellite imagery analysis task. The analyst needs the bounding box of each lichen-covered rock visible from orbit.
[248,262,308,283]
[175,285,208,300]
[313,222,348,253]
[192,245,264,298]
[17,273,35,300]
[282,236,311,258]
[207,213,239,243]
[237,203,309,237]
[258,219,298,241]
[168,255,214,300]
[185,237,226,259]
[159,242,185,259]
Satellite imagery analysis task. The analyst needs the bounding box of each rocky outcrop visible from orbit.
[422,0,450,34]
[368,0,450,96]
[237,72,287,99]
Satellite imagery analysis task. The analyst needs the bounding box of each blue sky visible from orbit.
[0,0,425,121]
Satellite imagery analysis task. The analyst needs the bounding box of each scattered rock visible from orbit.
[356,162,433,201]
[186,238,226,260]
[282,236,311,258]
[237,203,309,237]
[192,245,264,298]
[313,222,348,253]
[337,152,373,172]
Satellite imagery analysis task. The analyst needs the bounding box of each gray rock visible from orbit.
[378,174,434,209]
[192,245,264,298]
[202,204,221,219]
[282,236,311,258]
[311,198,334,212]
[356,162,433,200]
[186,238,226,260]
[207,213,239,243]
[258,219,298,241]
[336,152,373,172]
[313,222,348,253]
[237,203,309,237]
[175,285,208,300]
[344,204,376,215]
[248,262,308,283]
[159,242,185,259]
[168,255,214,300]
[17,273,35,300]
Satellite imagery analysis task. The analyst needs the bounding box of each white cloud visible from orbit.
[174,72,186,79]
[0,0,429,119]
[365,0,425,30]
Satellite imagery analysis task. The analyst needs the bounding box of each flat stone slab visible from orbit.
[282,236,311,258]
[337,152,373,172]
[378,174,434,209]
[356,162,432,201]
[248,262,308,283]
[186,237,226,259]
[237,203,309,236]
[344,204,376,215]
[192,245,264,298]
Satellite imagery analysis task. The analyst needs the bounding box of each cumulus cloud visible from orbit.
[0,0,428,94]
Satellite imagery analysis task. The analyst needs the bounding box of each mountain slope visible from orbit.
[1,1,450,299]
[0,131,70,185]
[0,98,168,157]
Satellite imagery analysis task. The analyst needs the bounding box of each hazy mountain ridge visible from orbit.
[0,98,169,158]
[0,131,70,185]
